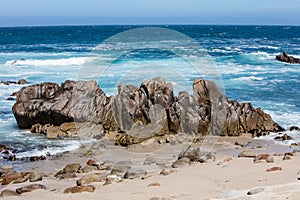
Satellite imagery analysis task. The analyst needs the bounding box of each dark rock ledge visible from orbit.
[276,52,300,64]
[12,77,284,142]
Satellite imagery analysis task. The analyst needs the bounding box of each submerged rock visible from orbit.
[12,78,284,139]
[276,52,300,64]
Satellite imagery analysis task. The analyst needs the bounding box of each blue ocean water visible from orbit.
[0,25,299,163]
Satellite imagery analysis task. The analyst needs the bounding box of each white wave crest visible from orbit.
[231,76,264,82]
[4,57,92,66]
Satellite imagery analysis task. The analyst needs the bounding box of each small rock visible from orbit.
[267,167,282,172]
[82,165,98,173]
[223,157,233,162]
[0,190,19,197]
[238,150,256,158]
[59,172,77,179]
[283,155,291,160]
[1,171,23,185]
[87,159,97,166]
[171,157,191,168]
[104,174,122,185]
[143,157,157,165]
[290,126,300,131]
[110,161,131,177]
[77,174,101,186]
[148,182,160,187]
[18,79,28,85]
[247,188,264,195]
[124,168,147,179]
[29,172,43,182]
[254,154,274,163]
[290,143,300,148]
[63,163,82,173]
[273,153,283,156]
[234,141,241,146]
[64,185,95,194]
[16,184,46,194]
[282,134,292,141]
[284,152,294,156]
[160,169,170,176]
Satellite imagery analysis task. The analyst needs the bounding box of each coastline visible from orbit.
[1,135,300,199]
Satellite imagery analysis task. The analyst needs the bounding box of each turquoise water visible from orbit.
[0,25,299,162]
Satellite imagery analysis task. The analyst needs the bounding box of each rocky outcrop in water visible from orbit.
[276,52,300,64]
[12,77,284,139]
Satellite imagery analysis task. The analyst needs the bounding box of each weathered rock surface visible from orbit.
[177,144,215,162]
[64,185,95,194]
[254,154,274,163]
[124,168,147,179]
[0,190,19,197]
[238,150,256,158]
[12,78,284,139]
[16,184,46,194]
[77,173,101,186]
[276,52,300,64]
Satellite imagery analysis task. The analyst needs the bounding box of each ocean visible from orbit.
[0,25,299,165]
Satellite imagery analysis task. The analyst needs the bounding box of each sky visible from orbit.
[0,0,300,26]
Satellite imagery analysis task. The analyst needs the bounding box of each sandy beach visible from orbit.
[1,134,299,200]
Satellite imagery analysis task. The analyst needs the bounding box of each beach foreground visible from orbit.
[1,135,299,200]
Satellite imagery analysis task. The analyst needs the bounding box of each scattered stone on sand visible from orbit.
[247,188,265,195]
[87,159,97,166]
[148,182,161,187]
[64,185,95,194]
[177,145,215,162]
[284,152,294,156]
[254,154,274,163]
[29,172,44,182]
[273,153,283,156]
[223,157,233,162]
[276,52,300,64]
[63,163,82,173]
[103,174,122,186]
[143,156,157,165]
[290,143,300,148]
[16,184,46,194]
[82,165,98,173]
[171,157,191,168]
[0,190,19,197]
[238,150,256,158]
[267,167,282,172]
[283,155,292,160]
[77,173,102,186]
[59,172,77,179]
[110,161,132,177]
[1,171,23,185]
[124,168,147,179]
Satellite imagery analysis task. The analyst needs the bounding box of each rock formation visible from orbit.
[12,77,284,140]
[276,52,300,64]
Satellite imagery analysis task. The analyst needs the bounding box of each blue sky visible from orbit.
[0,0,299,26]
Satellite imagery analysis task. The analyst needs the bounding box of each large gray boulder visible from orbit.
[12,77,284,138]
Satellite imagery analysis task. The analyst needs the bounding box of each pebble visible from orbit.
[247,188,264,195]
[148,182,161,187]
[267,167,282,172]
